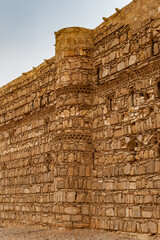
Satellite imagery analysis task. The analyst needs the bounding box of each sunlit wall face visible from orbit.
[0,0,131,88]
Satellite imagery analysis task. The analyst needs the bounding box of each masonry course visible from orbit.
[0,0,160,239]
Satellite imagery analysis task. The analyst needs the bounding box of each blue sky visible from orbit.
[0,0,131,87]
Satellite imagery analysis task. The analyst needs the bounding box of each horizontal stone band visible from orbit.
[56,84,93,96]
[55,133,92,142]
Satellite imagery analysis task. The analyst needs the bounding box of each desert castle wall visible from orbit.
[0,0,160,238]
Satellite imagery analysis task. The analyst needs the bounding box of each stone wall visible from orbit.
[0,0,160,239]
[90,1,160,239]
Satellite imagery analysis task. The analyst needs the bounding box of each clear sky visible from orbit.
[0,0,131,88]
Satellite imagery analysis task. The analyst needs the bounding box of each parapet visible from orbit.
[55,27,93,60]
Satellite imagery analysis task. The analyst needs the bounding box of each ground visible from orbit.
[0,227,136,240]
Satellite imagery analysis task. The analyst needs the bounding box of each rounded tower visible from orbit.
[54,27,93,228]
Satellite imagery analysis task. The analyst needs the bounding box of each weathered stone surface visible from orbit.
[71,215,82,222]
[148,222,157,234]
[142,210,152,218]
[124,164,131,175]
[102,68,109,77]
[129,55,136,65]
[130,207,141,218]
[0,0,160,239]
[64,207,80,215]
[154,180,160,188]
[153,43,159,55]
[117,61,125,71]
[117,208,126,217]
[106,208,114,217]
[66,192,76,202]
[105,182,114,190]
[123,43,130,54]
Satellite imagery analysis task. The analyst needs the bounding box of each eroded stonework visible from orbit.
[0,0,160,239]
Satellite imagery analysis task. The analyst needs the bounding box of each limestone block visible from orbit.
[70,107,76,116]
[77,143,86,151]
[114,129,122,137]
[106,208,114,217]
[73,222,90,228]
[153,42,159,55]
[62,215,71,221]
[86,167,90,177]
[154,180,160,188]
[129,182,136,190]
[57,181,65,189]
[76,193,85,203]
[130,206,141,218]
[149,150,154,158]
[98,97,105,104]
[156,113,160,127]
[137,165,146,175]
[158,222,160,234]
[84,98,92,105]
[102,68,109,77]
[68,153,75,162]
[80,110,89,116]
[111,38,119,48]
[137,234,149,240]
[65,99,77,105]
[92,181,98,190]
[64,207,80,215]
[59,169,67,176]
[82,206,89,215]
[117,208,126,217]
[148,221,157,234]
[129,55,136,66]
[62,110,70,118]
[123,43,130,54]
[144,195,152,204]
[24,189,30,194]
[79,166,85,176]
[117,61,125,71]
[124,164,131,175]
[118,181,127,190]
[93,96,99,106]
[142,210,152,218]
[66,192,75,202]
[141,223,148,233]
[68,167,74,176]
[104,118,110,126]
[97,107,103,116]
[110,66,117,74]
[109,51,116,62]
[110,114,118,125]
[105,182,114,190]
[71,215,82,222]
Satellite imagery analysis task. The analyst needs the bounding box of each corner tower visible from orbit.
[54,27,93,228]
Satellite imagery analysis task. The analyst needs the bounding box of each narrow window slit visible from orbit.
[157,81,160,98]
[96,67,101,85]
[40,96,43,108]
[131,91,135,107]
[109,98,113,111]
